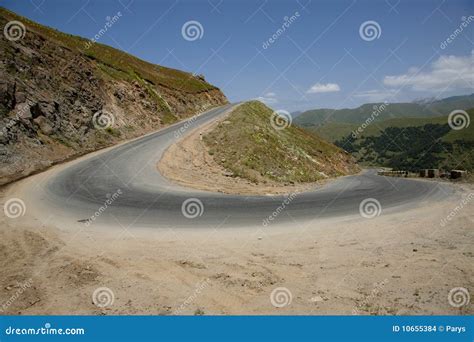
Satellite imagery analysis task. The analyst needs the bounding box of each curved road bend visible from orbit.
[31,104,453,228]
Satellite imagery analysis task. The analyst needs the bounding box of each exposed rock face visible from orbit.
[0,9,228,185]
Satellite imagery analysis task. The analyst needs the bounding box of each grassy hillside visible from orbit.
[0,7,228,185]
[307,122,358,142]
[203,101,359,184]
[0,7,215,94]
[333,109,474,171]
[295,94,474,127]
[312,116,453,143]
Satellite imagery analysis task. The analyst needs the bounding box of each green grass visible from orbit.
[0,7,217,94]
[95,61,178,124]
[355,114,474,143]
[203,101,359,184]
[97,62,136,83]
[308,122,358,142]
[133,74,177,124]
[312,114,474,143]
[294,94,474,126]
[329,109,474,171]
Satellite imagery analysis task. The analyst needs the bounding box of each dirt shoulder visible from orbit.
[1,182,472,315]
[157,104,350,195]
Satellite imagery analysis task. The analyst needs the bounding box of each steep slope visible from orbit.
[158,101,359,195]
[203,101,359,184]
[0,8,228,185]
[333,109,474,171]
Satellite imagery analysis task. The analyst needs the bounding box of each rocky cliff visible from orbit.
[0,8,228,185]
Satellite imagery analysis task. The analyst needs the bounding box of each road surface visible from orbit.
[31,104,453,229]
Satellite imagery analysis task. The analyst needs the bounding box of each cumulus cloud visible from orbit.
[383,52,474,91]
[306,82,340,94]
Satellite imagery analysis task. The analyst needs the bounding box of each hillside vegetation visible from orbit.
[311,116,454,143]
[0,7,228,185]
[203,101,359,184]
[295,94,474,172]
[295,94,474,127]
[334,109,474,171]
[0,8,214,94]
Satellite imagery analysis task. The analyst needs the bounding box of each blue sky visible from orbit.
[2,0,473,112]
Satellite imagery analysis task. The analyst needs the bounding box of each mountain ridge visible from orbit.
[0,7,228,185]
[330,109,474,172]
[294,93,474,126]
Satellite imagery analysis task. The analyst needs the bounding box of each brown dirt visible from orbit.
[1,182,473,315]
[157,107,335,195]
[0,10,228,186]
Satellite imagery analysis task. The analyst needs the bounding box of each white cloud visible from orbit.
[383,52,474,91]
[306,83,340,94]
[256,92,278,105]
[256,96,278,104]
[352,89,397,102]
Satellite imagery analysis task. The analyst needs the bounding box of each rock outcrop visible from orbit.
[0,8,228,185]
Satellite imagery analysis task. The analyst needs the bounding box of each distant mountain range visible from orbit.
[294,93,474,126]
[294,94,474,172]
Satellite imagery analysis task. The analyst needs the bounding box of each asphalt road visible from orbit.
[39,104,453,229]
